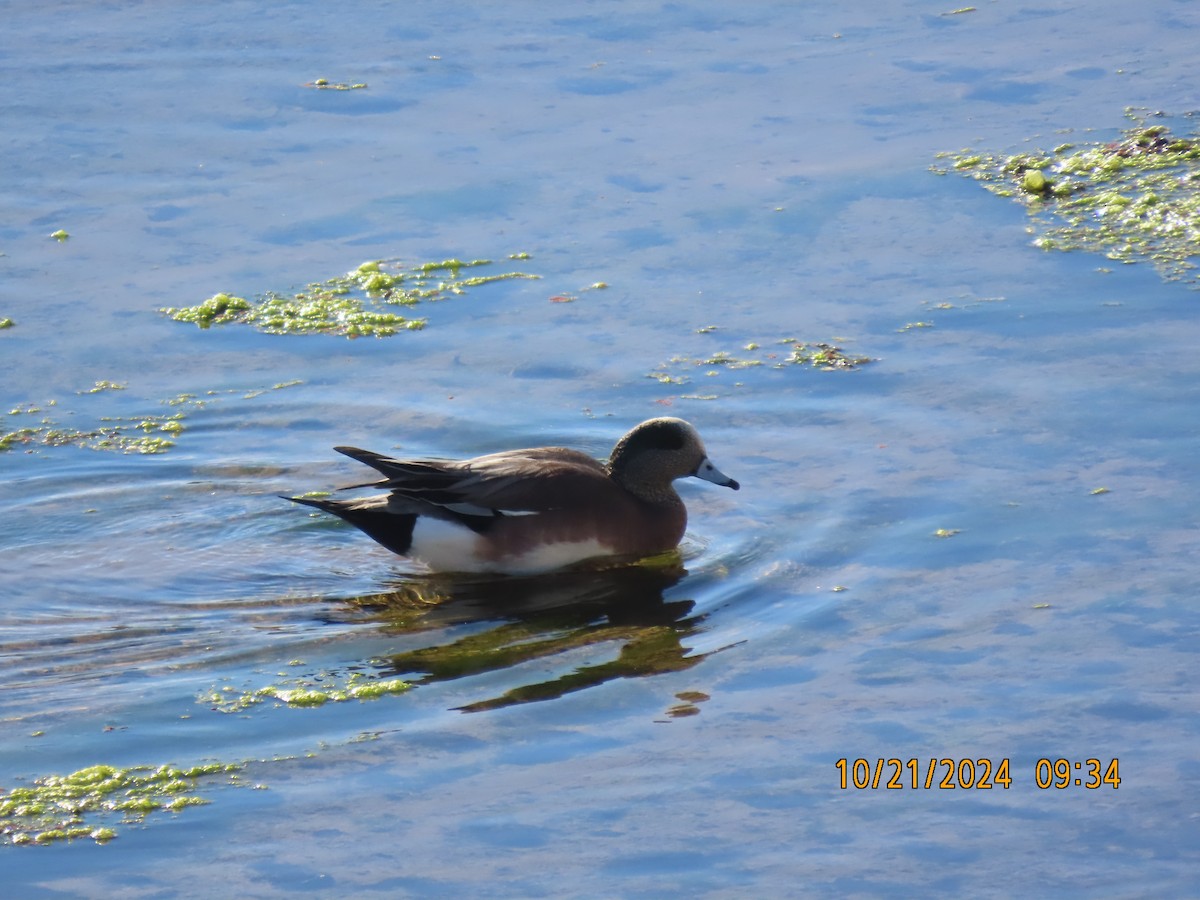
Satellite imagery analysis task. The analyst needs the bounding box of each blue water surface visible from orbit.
[2,1,1199,897]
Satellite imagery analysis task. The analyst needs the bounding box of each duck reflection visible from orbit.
[334,559,708,712]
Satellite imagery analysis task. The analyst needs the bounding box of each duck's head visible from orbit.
[608,417,739,501]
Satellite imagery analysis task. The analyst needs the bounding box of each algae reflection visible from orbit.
[329,559,714,713]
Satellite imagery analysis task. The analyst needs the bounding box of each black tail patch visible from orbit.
[287,496,417,556]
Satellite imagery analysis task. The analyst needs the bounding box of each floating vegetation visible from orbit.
[162,257,540,338]
[1,381,302,455]
[0,317,13,329]
[920,294,1006,312]
[896,294,1006,332]
[648,338,870,387]
[305,78,368,90]
[0,413,183,455]
[77,380,126,394]
[202,669,410,714]
[789,342,869,368]
[50,230,69,242]
[548,281,607,304]
[0,761,244,846]
[934,112,1200,286]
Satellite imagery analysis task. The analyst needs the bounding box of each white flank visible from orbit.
[408,517,485,571]
[408,517,609,575]
[501,538,611,575]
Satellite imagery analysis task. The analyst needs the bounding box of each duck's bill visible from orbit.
[693,457,740,490]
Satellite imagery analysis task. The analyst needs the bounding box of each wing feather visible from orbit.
[334,445,611,516]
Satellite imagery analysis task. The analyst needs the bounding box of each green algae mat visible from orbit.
[162,257,539,338]
[936,113,1200,287]
[2,381,302,455]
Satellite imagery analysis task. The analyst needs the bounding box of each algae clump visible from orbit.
[648,337,870,388]
[1,380,302,455]
[1,761,243,846]
[162,257,540,338]
[935,112,1200,287]
[203,670,411,713]
[306,78,368,90]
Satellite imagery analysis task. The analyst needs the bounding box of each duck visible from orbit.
[288,417,739,575]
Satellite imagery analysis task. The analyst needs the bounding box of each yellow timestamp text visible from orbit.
[834,757,1121,790]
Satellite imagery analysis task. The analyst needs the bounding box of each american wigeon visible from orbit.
[288,417,739,575]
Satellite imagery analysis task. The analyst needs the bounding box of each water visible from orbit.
[4,1,1200,896]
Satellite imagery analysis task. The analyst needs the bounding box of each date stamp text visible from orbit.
[834,757,1121,790]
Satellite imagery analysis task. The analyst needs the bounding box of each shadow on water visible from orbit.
[324,560,727,713]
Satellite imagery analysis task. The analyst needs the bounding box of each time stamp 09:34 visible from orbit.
[835,758,1121,790]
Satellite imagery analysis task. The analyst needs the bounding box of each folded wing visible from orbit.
[333,445,608,518]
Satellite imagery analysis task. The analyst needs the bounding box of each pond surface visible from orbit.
[3,1,1200,896]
